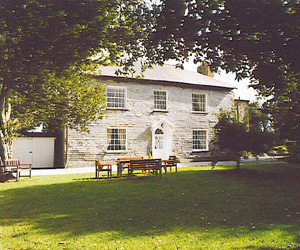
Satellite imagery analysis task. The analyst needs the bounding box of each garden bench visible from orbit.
[129,159,162,178]
[19,164,33,178]
[162,156,179,173]
[95,160,112,178]
[3,159,32,181]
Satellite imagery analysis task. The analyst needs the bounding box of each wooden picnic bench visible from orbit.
[128,159,162,178]
[116,157,143,177]
[19,163,33,178]
[162,156,179,174]
[3,159,32,181]
[95,160,112,178]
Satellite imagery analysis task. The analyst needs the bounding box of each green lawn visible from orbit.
[0,163,299,250]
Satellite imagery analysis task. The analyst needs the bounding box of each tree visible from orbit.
[247,102,275,156]
[146,0,300,159]
[263,74,300,162]
[147,0,299,85]
[11,66,106,133]
[0,0,152,177]
[213,109,249,169]
[213,107,274,169]
[248,102,272,134]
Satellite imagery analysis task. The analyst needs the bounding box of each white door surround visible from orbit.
[151,119,173,160]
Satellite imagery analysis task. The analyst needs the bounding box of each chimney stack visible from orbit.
[197,63,214,78]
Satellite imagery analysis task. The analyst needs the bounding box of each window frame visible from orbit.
[106,86,127,110]
[106,127,127,152]
[154,128,164,150]
[153,90,168,111]
[192,93,207,113]
[192,129,209,151]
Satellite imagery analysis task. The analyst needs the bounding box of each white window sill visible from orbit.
[192,149,209,152]
[191,111,208,114]
[106,150,128,154]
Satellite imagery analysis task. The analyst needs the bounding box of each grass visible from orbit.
[0,163,300,250]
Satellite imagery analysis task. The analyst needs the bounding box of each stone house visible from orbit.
[66,64,235,167]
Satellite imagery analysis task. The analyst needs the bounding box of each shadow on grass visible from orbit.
[1,167,299,243]
[214,167,300,182]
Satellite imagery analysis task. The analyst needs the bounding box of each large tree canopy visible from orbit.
[0,0,152,167]
[147,0,299,83]
[146,0,299,160]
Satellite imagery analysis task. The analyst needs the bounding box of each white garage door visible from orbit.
[13,137,55,168]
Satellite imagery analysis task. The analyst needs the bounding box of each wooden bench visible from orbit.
[19,164,33,178]
[129,159,162,178]
[116,157,143,177]
[162,156,179,174]
[95,160,112,178]
[3,159,32,181]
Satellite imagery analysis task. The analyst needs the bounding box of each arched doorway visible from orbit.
[151,119,173,160]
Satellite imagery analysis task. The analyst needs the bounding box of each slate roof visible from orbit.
[97,64,235,90]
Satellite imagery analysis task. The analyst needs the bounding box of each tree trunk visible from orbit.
[236,155,241,170]
[0,86,12,178]
[54,125,66,168]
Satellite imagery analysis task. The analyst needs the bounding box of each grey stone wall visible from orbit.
[67,79,234,167]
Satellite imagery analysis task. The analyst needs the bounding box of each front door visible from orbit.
[153,128,166,159]
[152,120,172,160]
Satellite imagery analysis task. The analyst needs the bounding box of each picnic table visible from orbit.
[116,157,143,177]
[116,157,162,177]
[128,159,162,178]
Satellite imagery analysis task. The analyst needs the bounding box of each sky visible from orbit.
[214,71,258,101]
